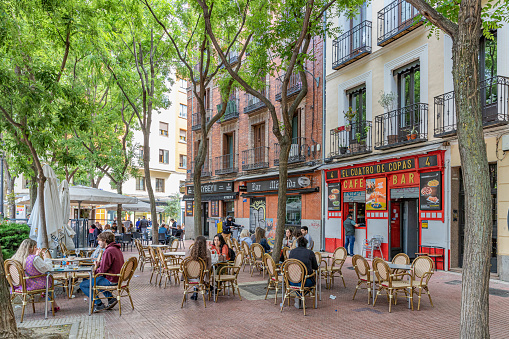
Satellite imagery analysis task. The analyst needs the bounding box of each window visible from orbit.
[286,195,302,226]
[347,85,368,141]
[179,154,187,168]
[180,78,187,89]
[159,122,169,136]
[22,176,30,189]
[223,132,235,168]
[179,104,187,119]
[224,201,234,218]
[138,146,144,159]
[395,61,420,108]
[179,129,187,143]
[156,178,165,192]
[136,177,145,191]
[159,149,169,164]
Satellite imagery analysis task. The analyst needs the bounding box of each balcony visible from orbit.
[275,73,302,101]
[244,87,269,114]
[330,121,372,158]
[191,109,212,131]
[215,153,239,175]
[332,21,372,70]
[434,76,509,137]
[220,49,239,68]
[374,103,428,149]
[218,98,240,123]
[274,137,307,165]
[377,0,424,47]
[190,159,212,178]
[242,146,269,171]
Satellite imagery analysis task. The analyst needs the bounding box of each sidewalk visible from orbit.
[12,242,509,338]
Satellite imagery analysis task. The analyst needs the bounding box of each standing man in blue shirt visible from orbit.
[343,213,359,256]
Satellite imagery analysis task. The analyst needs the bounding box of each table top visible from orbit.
[48,265,94,273]
[163,252,186,256]
[149,244,169,248]
[49,257,93,262]
[388,263,412,270]
[74,247,97,251]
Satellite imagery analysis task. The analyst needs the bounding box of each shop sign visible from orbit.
[418,155,438,168]
[343,191,366,203]
[186,181,233,195]
[185,201,193,216]
[247,176,311,192]
[390,172,419,187]
[342,178,365,191]
[422,220,428,229]
[339,159,415,178]
[210,201,219,217]
[366,178,387,210]
[420,171,442,210]
[327,183,341,211]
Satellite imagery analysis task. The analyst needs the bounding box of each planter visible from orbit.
[345,125,351,132]
[388,135,398,144]
[350,142,366,153]
[339,147,348,155]
[410,133,417,140]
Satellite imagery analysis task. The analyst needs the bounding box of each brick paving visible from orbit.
[12,241,509,338]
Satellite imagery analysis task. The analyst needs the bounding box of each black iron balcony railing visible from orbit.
[191,109,212,131]
[215,153,239,175]
[374,103,428,149]
[330,121,372,158]
[217,98,240,123]
[332,21,372,70]
[377,0,423,46]
[274,137,307,165]
[242,146,269,171]
[434,76,509,137]
[244,86,269,114]
[190,159,212,178]
[275,73,302,101]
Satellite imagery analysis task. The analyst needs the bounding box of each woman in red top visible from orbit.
[210,234,229,261]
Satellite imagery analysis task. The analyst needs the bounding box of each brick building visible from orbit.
[184,37,324,246]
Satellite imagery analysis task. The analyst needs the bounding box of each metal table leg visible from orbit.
[89,270,93,315]
[45,273,49,319]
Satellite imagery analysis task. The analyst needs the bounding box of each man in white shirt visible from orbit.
[301,226,314,250]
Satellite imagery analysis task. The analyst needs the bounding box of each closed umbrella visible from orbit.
[59,179,75,250]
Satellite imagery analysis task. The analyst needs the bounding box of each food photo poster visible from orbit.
[420,171,442,210]
[366,178,387,210]
[328,183,341,211]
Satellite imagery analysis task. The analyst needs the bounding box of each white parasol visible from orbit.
[59,179,75,250]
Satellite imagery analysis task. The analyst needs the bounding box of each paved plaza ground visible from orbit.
[14,241,509,338]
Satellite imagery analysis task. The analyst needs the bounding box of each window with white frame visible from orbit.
[159,122,169,136]
[155,178,165,192]
[159,149,169,164]
[136,177,145,191]
[179,154,187,168]
[179,104,187,119]
[180,78,187,89]
[179,129,187,143]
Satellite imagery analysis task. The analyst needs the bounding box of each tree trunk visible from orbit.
[453,1,491,337]
[0,245,18,338]
[36,172,48,249]
[193,138,208,238]
[3,159,15,219]
[29,175,37,214]
[272,139,291,263]
[142,129,158,244]
[116,184,123,234]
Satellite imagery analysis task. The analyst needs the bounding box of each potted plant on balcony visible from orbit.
[343,107,357,132]
[339,143,348,155]
[407,127,418,140]
[378,91,398,144]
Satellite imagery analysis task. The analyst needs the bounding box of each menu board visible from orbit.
[327,183,341,211]
[185,201,193,216]
[210,200,219,217]
[366,178,387,210]
[420,171,442,210]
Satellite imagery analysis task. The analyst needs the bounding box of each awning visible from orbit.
[240,187,319,198]
[183,192,239,201]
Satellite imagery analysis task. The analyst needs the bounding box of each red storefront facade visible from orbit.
[324,150,447,269]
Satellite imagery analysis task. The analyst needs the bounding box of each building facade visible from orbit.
[184,38,324,246]
[323,0,509,280]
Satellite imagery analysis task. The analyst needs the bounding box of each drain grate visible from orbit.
[353,307,382,314]
[444,280,462,285]
[489,288,509,297]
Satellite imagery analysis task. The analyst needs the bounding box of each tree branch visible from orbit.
[406,0,458,37]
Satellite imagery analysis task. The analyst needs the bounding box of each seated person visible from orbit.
[239,229,253,247]
[103,224,113,233]
[210,234,229,262]
[289,237,318,308]
[254,227,271,253]
[175,225,183,239]
[11,239,60,311]
[80,232,124,312]
[188,235,211,300]
[290,230,303,250]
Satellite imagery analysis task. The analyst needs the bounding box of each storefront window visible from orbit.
[286,196,302,226]
[224,201,234,218]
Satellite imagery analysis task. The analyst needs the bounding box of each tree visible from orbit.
[0,245,17,338]
[403,0,508,337]
[164,194,181,222]
[144,0,239,238]
[196,0,362,261]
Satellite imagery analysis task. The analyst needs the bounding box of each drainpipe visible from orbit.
[321,14,327,252]
[444,158,450,271]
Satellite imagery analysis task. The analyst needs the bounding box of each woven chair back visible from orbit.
[234,252,244,268]
[225,238,232,249]
[181,258,204,282]
[232,238,239,249]
[189,243,194,251]
[352,255,369,278]
[284,259,307,285]
[41,248,52,259]
[157,248,167,269]
[251,243,264,260]
[4,259,24,289]
[314,251,322,265]
[242,241,250,256]
[282,247,290,260]
[333,247,347,261]
[264,253,277,278]
[373,258,390,282]
[412,256,433,278]
[119,257,138,286]
[148,247,159,266]
[171,239,179,251]
[392,253,410,265]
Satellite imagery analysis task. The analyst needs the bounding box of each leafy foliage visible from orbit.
[0,221,30,259]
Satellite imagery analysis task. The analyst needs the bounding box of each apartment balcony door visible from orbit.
[253,123,265,164]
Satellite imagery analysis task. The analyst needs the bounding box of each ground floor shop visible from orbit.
[324,150,449,269]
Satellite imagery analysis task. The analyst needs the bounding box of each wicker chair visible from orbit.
[280,259,317,316]
[264,253,282,304]
[157,248,181,288]
[69,252,101,297]
[40,248,70,296]
[352,255,374,304]
[231,238,240,254]
[180,257,209,308]
[59,242,74,257]
[322,247,347,289]
[241,241,253,272]
[392,253,410,280]
[373,257,413,312]
[148,246,161,284]
[92,257,138,316]
[282,247,290,261]
[314,252,329,289]
[411,256,434,310]
[134,240,151,272]
[215,252,244,302]
[250,243,265,277]
[170,238,179,251]
[4,259,55,322]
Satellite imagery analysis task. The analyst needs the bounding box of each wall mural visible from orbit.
[249,198,266,232]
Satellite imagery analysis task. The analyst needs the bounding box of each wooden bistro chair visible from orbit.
[215,252,244,302]
[241,241,253,272]
[232,238,240,254]
[280,259,317,316]
[314,251,329,289]
[323,246,347,289]
[282,247,290,261]
[264,253,282,304]
[148,246,161,285]
[4,259,56,322]
[69,251,102,297]
[40,248,70,296]
[391,253,410,280]
[372,257,413,313]
[135,240,152,272]
[170,238,180,251]
[250,243,265,277]
[351,255,374,304]
[180,257,209,308]
[156,248,181,288]
[92,257,138,316]
[411,256,435,310]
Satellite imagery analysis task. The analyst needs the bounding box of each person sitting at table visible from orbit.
[279,229,294,262]
[111,222,118,233]
[80,232,124,312]
[210,234,229,262]
[290,230,303,250]
[288,236,318,309]
[103,224,113,233]
[11,239,60,311]
[254,227,271,253]
[239,229,252,247]
[189,235,211,300]
[175,225,183,239]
